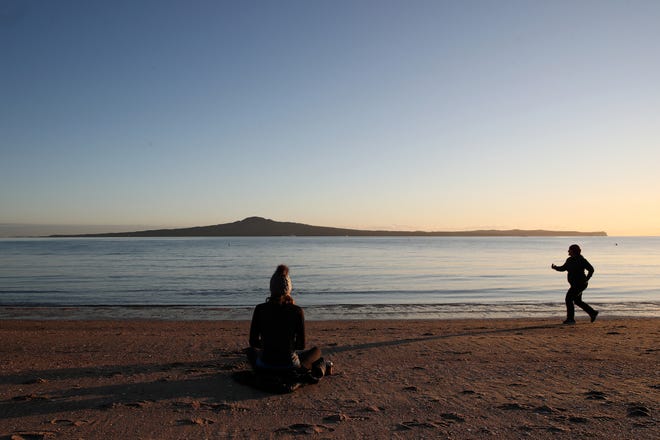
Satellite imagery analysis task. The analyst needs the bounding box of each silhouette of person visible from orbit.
[552,244,598,324]
[247,265,325,374]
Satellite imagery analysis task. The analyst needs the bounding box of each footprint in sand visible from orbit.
[5,431,58,440]
[546,425,569,433]
[440,412,466,423]
[275,423,334,435]
[323,413,350,423]
[498,403,530,411]
[627,405,651,418]
[533,405,556,415]
[176,418,215,426]
[360,405,384,413]
[49,419,89,427]
[519,424,566,433]
[124,400,153,408]
[395,420,445,431]
[584,390,607,400]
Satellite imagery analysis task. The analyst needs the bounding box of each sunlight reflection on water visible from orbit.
[1,236,658,319]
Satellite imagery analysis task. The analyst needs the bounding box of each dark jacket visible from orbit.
[249,301,305,366]
[554,255,594,287]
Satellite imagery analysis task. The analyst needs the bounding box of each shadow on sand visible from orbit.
[0,322,560,420]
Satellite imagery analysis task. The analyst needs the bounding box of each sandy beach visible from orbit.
[1,317,657,439]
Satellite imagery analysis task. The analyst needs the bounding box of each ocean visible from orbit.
[0,236,658,320]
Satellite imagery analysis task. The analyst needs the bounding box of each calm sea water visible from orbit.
[0,236,658,320]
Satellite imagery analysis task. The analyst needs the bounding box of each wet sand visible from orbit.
[1,317,658,439]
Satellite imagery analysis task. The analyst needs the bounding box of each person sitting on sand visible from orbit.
[247,264,328,377]
[551,244,598,324]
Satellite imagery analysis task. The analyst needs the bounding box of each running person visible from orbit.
[552,244,599,324]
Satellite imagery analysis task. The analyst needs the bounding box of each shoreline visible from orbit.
[2,301,659,321]
[1,317,658,438]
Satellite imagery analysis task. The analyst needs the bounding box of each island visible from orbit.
[51,216,607,237]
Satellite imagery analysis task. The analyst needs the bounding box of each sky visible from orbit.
[1,0,659,236]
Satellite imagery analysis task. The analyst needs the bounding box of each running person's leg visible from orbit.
[565,286,579,322]
[573,291,598,321]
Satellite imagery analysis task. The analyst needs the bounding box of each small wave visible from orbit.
[1,301,658,321]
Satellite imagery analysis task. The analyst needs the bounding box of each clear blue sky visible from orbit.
[2,0,659,235]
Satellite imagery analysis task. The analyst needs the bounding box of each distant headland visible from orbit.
[50,217,608,237]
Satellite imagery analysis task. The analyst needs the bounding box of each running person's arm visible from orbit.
[552,258,569,271]
[583,258,594,281]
